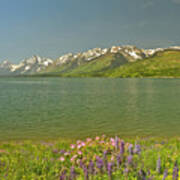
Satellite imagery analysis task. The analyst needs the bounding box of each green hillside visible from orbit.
[105,50,180,78]
[41,53,130,77]
[38,50,180,78]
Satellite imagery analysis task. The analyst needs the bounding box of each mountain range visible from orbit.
[1,45,180,77]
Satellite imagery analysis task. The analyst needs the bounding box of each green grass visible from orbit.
[0,136,180,179]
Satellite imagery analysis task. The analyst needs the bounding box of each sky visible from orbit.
[0,0,180,63]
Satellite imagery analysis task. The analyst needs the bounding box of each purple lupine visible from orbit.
[79,160,84,168]
[156,156,161,174]
[116,154,122,168]
[127,155,133,165]
[120,141,125,154]
[134,144,141,154]
[88,160,95,175]
[59,170,66,180]
[115,136,119,150]
[52,149,59,154]
[70,166,76,180]
[173,161,179,180]
[162,169,168,180]
[96,156,104,173]
[107,162,113,179]
[83,165,89,180]
[124,168,129,175]
[59,150,65,154]
[103,150,108,159]
[138,169,146,180]
[128,144,134,155]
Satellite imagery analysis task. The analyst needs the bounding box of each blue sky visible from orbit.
[0,0,180,63]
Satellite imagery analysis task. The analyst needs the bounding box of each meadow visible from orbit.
[0,136,179,180]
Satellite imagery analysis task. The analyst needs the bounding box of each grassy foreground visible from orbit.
[0,136,180,180]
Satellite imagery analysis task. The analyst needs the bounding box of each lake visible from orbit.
[0,77,179,140]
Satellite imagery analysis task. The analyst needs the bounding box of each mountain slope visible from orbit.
[104,50,180,78]
[1,45,180,77]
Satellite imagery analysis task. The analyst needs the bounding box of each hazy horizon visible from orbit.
[1,0,180,63]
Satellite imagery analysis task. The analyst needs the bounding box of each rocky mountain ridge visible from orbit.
[0,45,180,75]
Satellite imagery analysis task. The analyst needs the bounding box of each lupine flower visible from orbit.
[120,141,125,154]
[59,150,65,154]
[107,162,113,179]
[124,168,129,175]
[79,160,84,168]
[162,169,168,180]
[60,170,66,180]
[173,161,179,180]
[83,165,89,180]
[128,144,133,155]
[156,156,161,174]
[138,169,146,180]
[52,149,59,154]
[116,154,122,168]
[134,144,141,154]
[96,156,104,172]
[88,160,95,175]
[127,155,133,165]
[70,166,76,180]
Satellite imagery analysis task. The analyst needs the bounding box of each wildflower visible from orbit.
[134,144,141,154]
[70,166,76,180]
[64,152,70,156]
[88,160,95,175]
[124,168,129,175]
[52,149,59,154]
[116,154,122,168]
[79,159,84,168]
[162,169,168,180]
[59,156,65,162]
[138,169,146,180]
[111,156,115,161]
[127,155,133,165]
[156,156,161,174]
[60,170,66,180]
[81,142,86,147]
[77,144,82,149]
[70,144,75,149]
[95,136,100,141]
[96,156,104,173]
[173,161,179,180]
[120,141,125,154]
[78,151,82,155]
[83,165,89,180]
[128,144,133,155]
[59,150,65,154]
[86,138,92,143]
[70,155,77,162]
[107,162,113,179]
[77,140,81,144]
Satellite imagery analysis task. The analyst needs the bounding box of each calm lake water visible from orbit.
[0,77,179,140]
